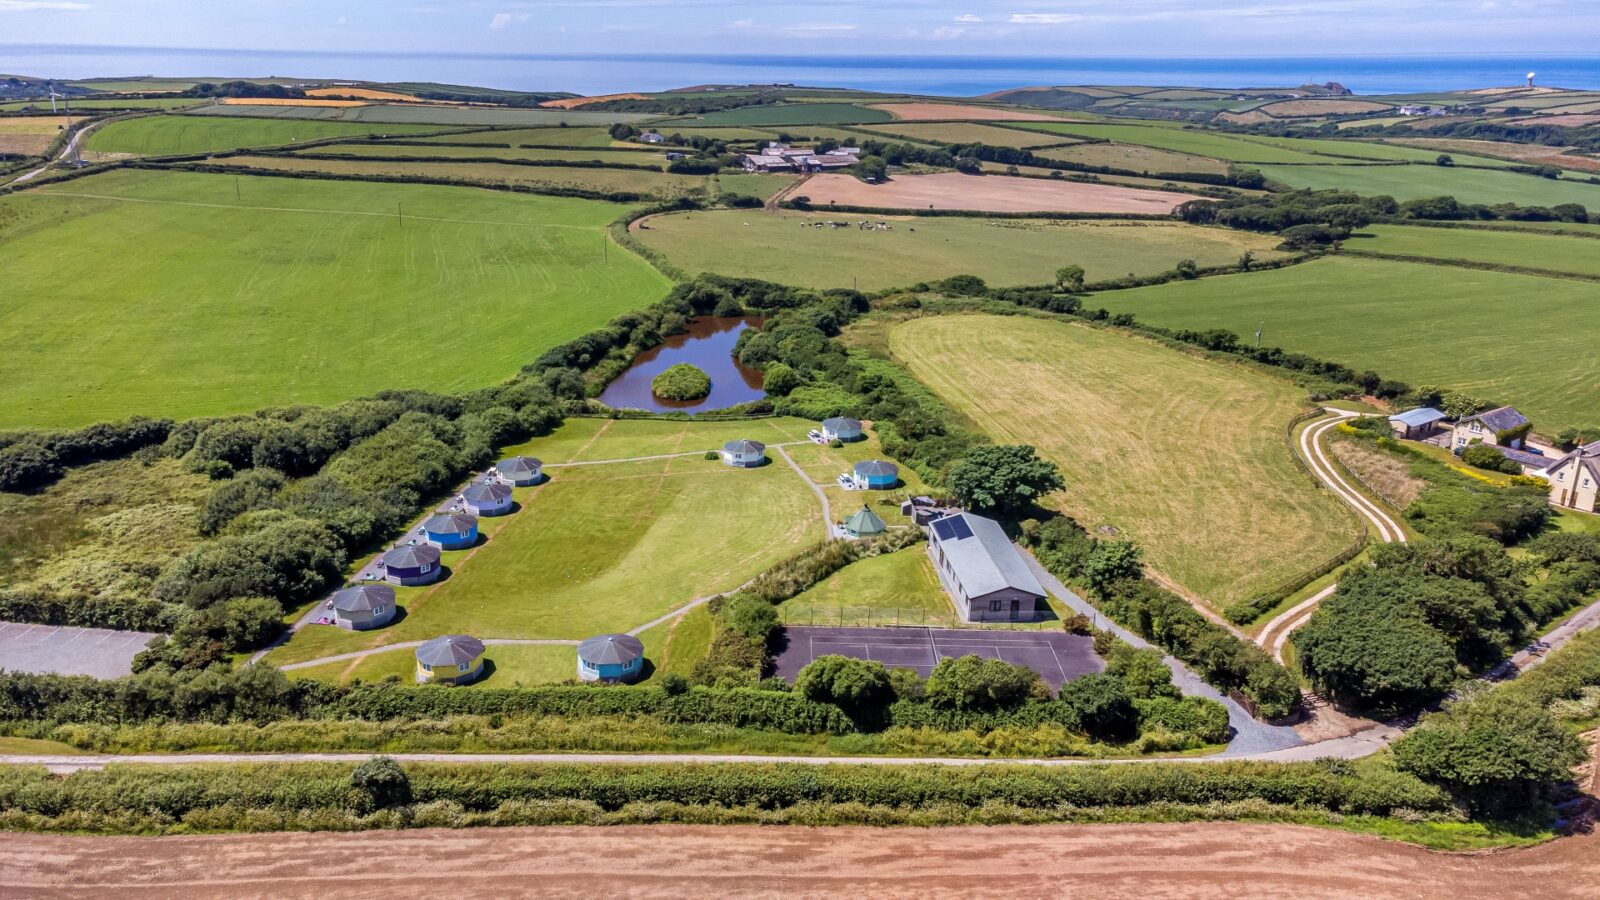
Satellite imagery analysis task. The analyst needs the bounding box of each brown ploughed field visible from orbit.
[869,102,1068,121]
[800,171,1202,214]
[5,823,1599,897]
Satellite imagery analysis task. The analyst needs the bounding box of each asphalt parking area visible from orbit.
[0,622,157,679]
[772,626,1102,691]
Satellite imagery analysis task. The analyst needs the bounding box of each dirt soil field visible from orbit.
[800,172,1201,214]
[5,823,1598,897]
[869,102,1067,121]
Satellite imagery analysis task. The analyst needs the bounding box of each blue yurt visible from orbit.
[422,512,479,550]
[381,543,442,586]
[822,416,864,443]
[853,459,899,489]
[461,481,514,516]
[496,456,543,487]
[576,633,646,683]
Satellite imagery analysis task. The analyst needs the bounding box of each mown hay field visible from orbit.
[265,448,819,667]
[1009,122,1336,163]
[1352,224,1600,277]
[0,115,68,155]
[634,210,1288,290]
[305,87,423,102]
[0,169,668,428]
[297,141,669,166]
[216,155,708,199]
[799,171,1201,214]
[1253,162,1600,207]
[86,114,443,156]
[891,314,1353,610]
[667,103,894,127]
[855,122,1073,148]
[1096,255,1600,429]
[1035,142,1232,175]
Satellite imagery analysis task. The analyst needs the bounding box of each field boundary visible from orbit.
[1340,247,1600,283]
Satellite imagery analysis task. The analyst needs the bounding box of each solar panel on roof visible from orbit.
[932,516,973,541]
[931,518,956,540]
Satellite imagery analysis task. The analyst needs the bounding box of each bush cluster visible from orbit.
[650,363,712,401]
[0,417,172,492]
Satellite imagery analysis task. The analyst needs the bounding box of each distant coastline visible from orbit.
[5,45,1598,95]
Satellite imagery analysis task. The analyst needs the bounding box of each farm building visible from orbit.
[721,439,767,468]
[414,635,486,685]
[1452,406,1532,451]
[1543,442,1600,512]
[576,633,646,683]
[639,131,665,143]
[1389,407,1447,440]
[422,513,479,550]
[853,459,899,489]
[741,142,860,173]
[1494,445,1555,476]
[329,584,397,631]
[927,512,1047,622]
[842,504,887,538]
[461,481,514,516]
[496,456,543,486]
[381,543,442,586]
[822,417,863,442]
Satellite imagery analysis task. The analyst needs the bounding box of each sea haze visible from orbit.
[5,46,1598,95]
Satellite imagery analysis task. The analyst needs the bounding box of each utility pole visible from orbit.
[235,176,241,201]
[397,202,403,227]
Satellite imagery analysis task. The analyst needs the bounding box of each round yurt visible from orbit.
[415,635,487,685]
[821,416,863,443]
[496,456,543,487]
[330,584,397,631]
[720,439,767,468]
[461,481,514,516]
[381,543,442,586]
[842,504,887,538]
[576,633,646,683]
[422,512,479,550]
[853,459,899,489]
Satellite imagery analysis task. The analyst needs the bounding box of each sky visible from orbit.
[2,0,1596,59]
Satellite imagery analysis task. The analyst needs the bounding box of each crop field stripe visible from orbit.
[31,189,600,229]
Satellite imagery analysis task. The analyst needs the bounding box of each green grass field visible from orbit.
[86,115,443,156]
[1035,142,1232,175]
[495,416,813,463]
[287,642,577,687]
[298,142,669,166]
[667,103,894,127]
[0,98,200,111]
[1351,224,1600,277]
[854,122,1071,148]
[891,314,1354,610]
[0,169,667,428]
[1096,255,1600,429]
[633,210,1288,291]
[1010,123,1337,163]
[266,449,820,667]
[407,126,617,147]
[181,104,653,126]
[711,172,798,200]
[779,546,956,627]
[218,155,708,199]
[1253,163,1600,207]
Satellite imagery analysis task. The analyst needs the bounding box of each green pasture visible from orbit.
[892,314,1355,610]
[854,122,1071,148]
[636,603,714,679]
[711,172,798,199]
[494,416,813,464]
[1253,163,1600,207]
[1009,123,1337,163]
[87,114,442,156]
[0,98,200,112]
[298,142,669,167]
[1351,224,1600,277]
[217,155,708,199]
[1096,255,1600,429]
[287,642,577,687]
[633,210,1288,291]
[181,104,654,126]
[779,546,955,627]
[666,103,893,127]
[406,126,617,147]
[1035,142,1231,175]
[0,169,667,428]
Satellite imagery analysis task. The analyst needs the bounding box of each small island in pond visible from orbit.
[651,363,712,401]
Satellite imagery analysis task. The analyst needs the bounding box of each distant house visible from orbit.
[1545,442,1600,512]
[461,481,514,516]
[496,456,543,487]
[821,417,863,443]
[1398,105,1426,116]
[381,544,442,586]
[741,142,858,173]
[842,504,887,538]
[926,512,1047,622]
[665,151,687,161]
[415,635,486,685]
[853,460,899,489]
[639,131,666,143]
[422,513,478,550]
[576,633,646,683]
[1452,406,1531,451]
[330,584,397,631]
[1388,407,1447,440]
[721,439,767,468]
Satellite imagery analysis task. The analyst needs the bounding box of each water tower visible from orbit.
[1527,71,1537,88]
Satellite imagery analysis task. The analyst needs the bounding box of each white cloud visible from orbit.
[489,11,530,29]
[780,21,857,36]
[1009,12,1080,23]
[727,16,755,27]
[930,25,967,38]
[954,13,982,22]
[0,0,89,9]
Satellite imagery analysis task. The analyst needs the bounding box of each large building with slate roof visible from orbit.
[926,512,1047,622]
[415,635,486,684]
[1452,406,1531,451]
[576,633,646,683]
[330,584,397,630]
[1544,442,1600,512]
[381,543,442,586]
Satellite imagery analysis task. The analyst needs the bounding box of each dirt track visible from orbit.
[5,823,1598,898]
[801,172,1202,215]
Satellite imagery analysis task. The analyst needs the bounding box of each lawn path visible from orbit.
[775,444,834,540]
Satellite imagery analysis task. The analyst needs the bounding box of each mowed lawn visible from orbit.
[220,155,708,199]
[86,114,442,156]
[1351,224,1600,277]
[266,451,820,666]
[634,210,1287,290]
[300,142,670,167]
[288,642,576,687]
[891,314,1353,609]
[779,546,956,627]
[0,169,668,428]
[1253,163,1600,207]
[1096,255,1600,429]
[496,416,813,464]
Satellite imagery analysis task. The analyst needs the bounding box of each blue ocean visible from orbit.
[5,46,1598,96]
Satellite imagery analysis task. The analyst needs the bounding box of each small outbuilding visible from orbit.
[415,635,486,685]
[422,513,479,550]
[330,584,397,631]
[576,633,646,683]
[853,459,899,489]
[496,456,543,487]
[721,439,767,468]
[461,481,514,516]
[1388,407,1446,440]
[822,416,863,443]
[381,543,442,586]
[842,504,887,538]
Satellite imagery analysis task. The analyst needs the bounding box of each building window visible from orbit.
[989,600,1002,612]
[374,606,385,616]
[457,662,469,673]
[422,663,432,672]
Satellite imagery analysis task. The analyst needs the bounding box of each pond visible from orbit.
[598,316,767,413]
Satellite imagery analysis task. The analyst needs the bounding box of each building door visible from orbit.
[1009,599,1020,621]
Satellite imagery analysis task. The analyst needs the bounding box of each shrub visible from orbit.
[795,655,893,717]
[946,444,1065,516]
[351,756,412,810]
[1105,646,1180,700]
[760,362,802,396]
[1294,594,1457,713]
[1057,674,1138,742]
[925,655,1042,711]
[721,592,779,642]
[651,363,712,401]
[1460,443,1519,474]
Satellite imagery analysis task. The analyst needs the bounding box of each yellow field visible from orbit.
[0,115,67,155]
[306,87,423,102]
[219,98,368,108]
[543,93,650,109]
[890,314,1355,609]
